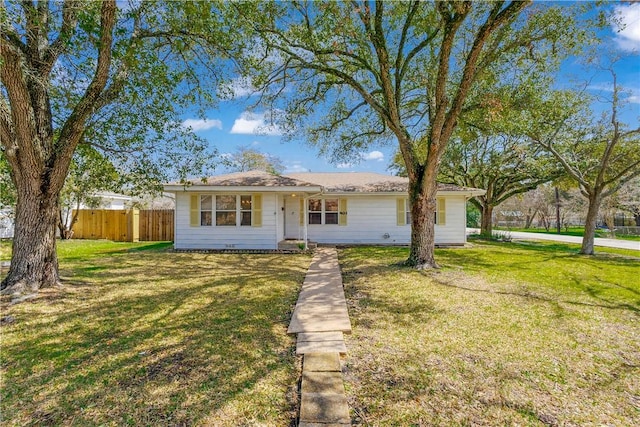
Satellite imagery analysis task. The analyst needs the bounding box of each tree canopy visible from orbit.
[237,0,586,268]
[224,146,284,175]
[0,0,241,293]
[528,67,640,254]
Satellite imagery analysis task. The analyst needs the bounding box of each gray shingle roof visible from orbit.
[286,172,408,192]
[177,170,317,187]
[171,171,483,194]
[286,172,481,193]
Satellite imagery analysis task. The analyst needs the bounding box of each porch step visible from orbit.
[277,240,318,251]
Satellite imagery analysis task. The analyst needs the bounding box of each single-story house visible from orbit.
[163,170,485,250]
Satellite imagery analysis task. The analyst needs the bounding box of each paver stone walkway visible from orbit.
[289,247,351,426]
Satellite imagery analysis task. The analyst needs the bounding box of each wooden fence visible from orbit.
[71,209,174,242]
[139,209,174,242]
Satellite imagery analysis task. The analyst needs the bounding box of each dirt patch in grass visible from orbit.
[1,243,311,426]
[340,244,639,426]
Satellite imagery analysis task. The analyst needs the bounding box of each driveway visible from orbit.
[466,228,640,251]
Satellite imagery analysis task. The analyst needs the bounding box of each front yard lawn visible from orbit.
[3,239,638,425]
[1,240,311,426]
[340,242,639,425]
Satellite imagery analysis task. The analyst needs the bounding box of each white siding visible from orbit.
[173,192,468,249]
[305,195,467,245]
[435,196,467,244]
[275,194,285,242]
[174,192,279,250]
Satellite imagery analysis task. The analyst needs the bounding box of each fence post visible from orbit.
[130,209,140,242]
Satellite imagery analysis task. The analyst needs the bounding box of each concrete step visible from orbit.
[277,240,318,251]
[297,332,347,355]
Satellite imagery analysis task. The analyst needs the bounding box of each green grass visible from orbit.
[340,243,639,425]
[1,240,311,426]
[494,226,640,241]
[3,239,639,425]
[0,239,172,262]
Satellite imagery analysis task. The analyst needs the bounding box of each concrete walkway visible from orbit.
[288,247,352,426]
[467,228,640,251]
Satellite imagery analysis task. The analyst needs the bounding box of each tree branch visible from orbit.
[441,1,530,145]
[53,0,117,192]
[42,0,80,75]
[0,36,42,174]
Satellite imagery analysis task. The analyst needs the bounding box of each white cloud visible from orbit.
[222,76,258,98]
[181,118,223,132]
[588,84,640,104]
[611,4,640,52]
[336,162,353,169]
[362,150,384,162]
[230,111,283,136]
[284,161,309,173]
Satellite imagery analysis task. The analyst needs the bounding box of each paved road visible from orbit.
[467,228,640,251]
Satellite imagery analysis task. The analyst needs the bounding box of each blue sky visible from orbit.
[179,3,640,176]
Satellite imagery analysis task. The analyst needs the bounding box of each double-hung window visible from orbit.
[215,195,237,226]
[240,195,252,226]
[324,199,339,224]
[308,199,322,224]
[192,194,260,227]
[201,195,213,226]
[308,198,341,225]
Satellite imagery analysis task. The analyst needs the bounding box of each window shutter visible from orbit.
[437,197,446,226]
[396,198,406,226]
[252,194,262,227]
[339,199,348,226]
[299,198,304,226]
[190,195,199,227]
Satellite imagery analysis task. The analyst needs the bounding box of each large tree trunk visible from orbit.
[1,0,117,295]
[581,192,602,255]
[407,168,439,269]
[480,203,494,236]
[1,185,61,294]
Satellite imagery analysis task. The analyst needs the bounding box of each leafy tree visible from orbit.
[57,145,120,239]
[1,1,233,294]
[241,0,585,268]
[438,133,563,236]
[0,152,16,210]
[224,146,284,175]
[466,201,481,228]
[614,178,640,227]
[528,69,640,254]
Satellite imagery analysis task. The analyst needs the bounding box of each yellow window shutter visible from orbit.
[339,199,347,226]
[190,194,199,227]
[252,194,262,227]
[299,198,304,226]
[396,198,406,226]
[437,197,446,226]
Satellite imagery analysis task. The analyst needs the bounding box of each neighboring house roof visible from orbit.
[164,170,485,196]
[91,192,133,201]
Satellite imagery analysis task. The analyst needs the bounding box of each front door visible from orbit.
[284,196,301,239]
